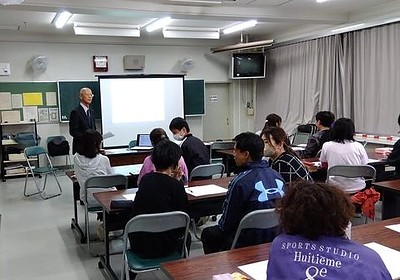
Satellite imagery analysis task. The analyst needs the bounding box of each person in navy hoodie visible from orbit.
[201,132,285,254]
[267,181,391,280]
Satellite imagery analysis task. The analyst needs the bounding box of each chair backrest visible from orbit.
[326,165,376,186]
[189,163,225,181]
[85,174,127,190]
[24,146,47,157]
[123,211,190,257]
[210,141,235,163]
[231,209,279,249]
[47,135,70,157]
[128,139,137,148]
[24,145,54,171]
[296,124,317,134]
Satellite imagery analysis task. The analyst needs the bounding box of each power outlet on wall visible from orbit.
[0,63,11,76]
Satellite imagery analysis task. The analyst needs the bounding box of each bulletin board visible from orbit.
[58,80,101,122]
[0,81,58,123]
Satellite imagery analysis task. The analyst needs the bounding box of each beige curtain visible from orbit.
[256,34,346,134]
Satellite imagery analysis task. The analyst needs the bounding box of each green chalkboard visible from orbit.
[58,81,101,122]
[184,79,205,115]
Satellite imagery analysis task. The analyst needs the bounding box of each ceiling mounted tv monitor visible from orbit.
[230,52,266,79]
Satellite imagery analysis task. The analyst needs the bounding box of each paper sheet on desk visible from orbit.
[238,260,268,280]
[364,242,400,279]
[385,224,400,233]
[103,132,114,140]
[123,193,136,201]
[185,184,227,197]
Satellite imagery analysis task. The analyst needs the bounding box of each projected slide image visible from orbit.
[110,80,164,123]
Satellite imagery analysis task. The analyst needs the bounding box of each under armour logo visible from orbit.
[255,179,284,202]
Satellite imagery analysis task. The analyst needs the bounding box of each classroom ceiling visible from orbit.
[0,0,399,45]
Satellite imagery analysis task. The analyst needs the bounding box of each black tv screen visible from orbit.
[231,53,266,79]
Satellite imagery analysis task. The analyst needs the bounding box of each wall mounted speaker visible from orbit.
[123,55,145,70]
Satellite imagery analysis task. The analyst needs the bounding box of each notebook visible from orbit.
[130,133,153,150]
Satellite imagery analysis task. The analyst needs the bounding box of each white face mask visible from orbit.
[173,133,185,141]
[264,145,275,157]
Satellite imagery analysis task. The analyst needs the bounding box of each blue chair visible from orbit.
[23,146,62,199]
[84,174,127,255]
[121,211,190,280]
[231,208,279,249]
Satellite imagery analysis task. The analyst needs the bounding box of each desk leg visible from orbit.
[98,209,118,280]
[70,182,85,243]
[381,190,400,220]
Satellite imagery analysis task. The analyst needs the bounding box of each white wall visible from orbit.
[0,40,256,164]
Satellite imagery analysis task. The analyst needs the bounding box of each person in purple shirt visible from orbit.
[267,181,391,280]
[137,128,188,185]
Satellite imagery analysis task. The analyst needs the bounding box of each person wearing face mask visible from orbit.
[261,127,312,184]
[169,117,210,175]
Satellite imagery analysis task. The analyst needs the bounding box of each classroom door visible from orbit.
[203,83,231,141]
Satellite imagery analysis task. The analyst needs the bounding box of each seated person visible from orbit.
[387,113,400,178]
[298,110,335,158]
[137,128,188,185]
[129,140,190,259]
[261,127,312,184]
[267,181,391,279]
[201,132,285,254]
[73,129,113,206]
[320,118,369,194]
[169,117,210,176]
[256,113,282,136]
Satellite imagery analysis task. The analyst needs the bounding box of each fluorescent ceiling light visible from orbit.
[145,17,172,32]
[223,20,257,35]
[169,0,222,3]
[331,23,365,33]
[74,23,140,37]
[0,24,20,30]
[163,27,220,39]
[0,0,24,5]
[53,11,72,29]
[316,0,330,3]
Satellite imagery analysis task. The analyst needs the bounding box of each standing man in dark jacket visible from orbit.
[69,87,96,154]
[201,132,285,254]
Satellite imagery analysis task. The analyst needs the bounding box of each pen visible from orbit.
[187,188,193,193]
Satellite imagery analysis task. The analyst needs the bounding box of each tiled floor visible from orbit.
[0,172,383,279]
[0,173,207,280]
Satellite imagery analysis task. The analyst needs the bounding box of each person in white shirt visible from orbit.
[319,118,369,193]
[73,129,113,205]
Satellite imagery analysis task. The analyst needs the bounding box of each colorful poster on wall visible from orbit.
[23,92,43,106]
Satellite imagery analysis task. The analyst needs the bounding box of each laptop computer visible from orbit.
[130,133,153,150]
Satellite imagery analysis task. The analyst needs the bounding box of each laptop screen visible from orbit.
[136,134,152,147]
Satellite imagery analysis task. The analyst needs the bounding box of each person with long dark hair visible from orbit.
[261,126,312,184]
[320,118,368,193]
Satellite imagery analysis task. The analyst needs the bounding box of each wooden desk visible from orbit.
[373,179,400,219]
[161,217,400,280]
[65,164,142,244]
[104,148,151,166]
[93,176,231,280]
